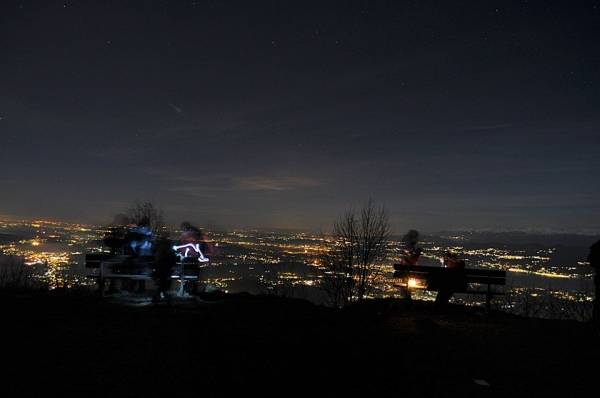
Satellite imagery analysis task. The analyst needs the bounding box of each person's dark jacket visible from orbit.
[153,238,176,291]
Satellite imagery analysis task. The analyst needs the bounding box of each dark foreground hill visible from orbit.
[2,292,599,397]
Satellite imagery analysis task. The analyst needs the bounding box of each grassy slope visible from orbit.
[2,292,599,397]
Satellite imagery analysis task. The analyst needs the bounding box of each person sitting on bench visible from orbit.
[152,236,176,303]
[400,247,422,266]
[401,229,421,266]
[433,251,467,306]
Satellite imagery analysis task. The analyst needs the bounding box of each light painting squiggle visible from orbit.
[172,243,209,262]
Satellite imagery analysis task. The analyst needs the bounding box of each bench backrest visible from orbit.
[85,253,201,276]
[393,264,506,285]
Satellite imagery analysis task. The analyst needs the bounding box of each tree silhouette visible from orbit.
[322,199,390,305]
[127,200,164,234]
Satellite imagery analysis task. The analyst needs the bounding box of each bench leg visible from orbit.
[99,262,105,297]
[435,290,453,306]
[136,280,146,293]
[99,277,105,297]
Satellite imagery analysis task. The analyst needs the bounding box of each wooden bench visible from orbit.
[393,264,506,311]
[85,253,201,295]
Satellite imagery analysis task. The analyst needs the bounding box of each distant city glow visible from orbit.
[0,217,595,320]
[507,267,573,279]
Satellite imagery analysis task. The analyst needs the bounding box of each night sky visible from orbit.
[1,0,599,232]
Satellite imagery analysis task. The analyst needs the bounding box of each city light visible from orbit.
[0,217,594,320]
[407,277,425,289]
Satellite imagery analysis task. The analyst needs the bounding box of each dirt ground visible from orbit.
[2,291,599,397]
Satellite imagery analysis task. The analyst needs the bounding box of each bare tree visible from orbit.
[0,255,36,290]
[320,241,355,308]
[322,199,390,306]
[355,200,391,299]
[127,200,164,233]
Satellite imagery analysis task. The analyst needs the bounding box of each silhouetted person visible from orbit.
[433,251,467,306]
[153,237,176,303]
[180,221,201,238]
[126,217,153,257]
[400,229,422,266]
[176,222,212,293]
[588,240,600,323]
[120,218,154,293]
[400,247,422,266]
